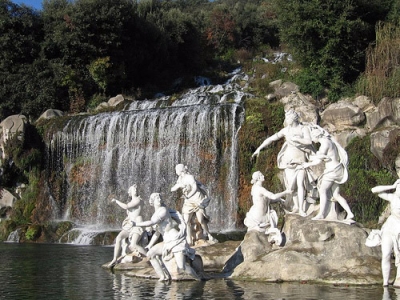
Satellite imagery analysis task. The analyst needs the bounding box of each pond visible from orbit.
[0,243,396,300]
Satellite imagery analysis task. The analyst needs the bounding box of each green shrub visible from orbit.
[342,136,397,225]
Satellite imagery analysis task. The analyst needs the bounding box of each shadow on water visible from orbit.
[1,242,399,300]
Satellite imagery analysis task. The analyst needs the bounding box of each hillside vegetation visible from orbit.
[0,0,399,240]
[0,0,399,119]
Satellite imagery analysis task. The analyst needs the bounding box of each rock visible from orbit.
[269,80,299,98]
[0,114,27,141]
[37,109,64,121]
[195,240,241,271]
[321,101,365,131]
[0,189,17,208]
[366,98,400,131]
[331,128,367,149]
[108,94,125,107]
[279,92,319,124]
[229,214,382,284]
[94,102,110,111]
[370,126,400,160]
[353,96,375,113]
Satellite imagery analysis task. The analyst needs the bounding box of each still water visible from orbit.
[0,242,398,300]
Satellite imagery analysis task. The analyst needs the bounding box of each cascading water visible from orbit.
[45,71,249,242]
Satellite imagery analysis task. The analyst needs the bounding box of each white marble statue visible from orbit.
[370,179,400,287]
[132,193,199,281]
[108,184,147,267]
[244,171,290,244]
[171,164,216,245]
[297,125,354,222]
[252,109,315,216]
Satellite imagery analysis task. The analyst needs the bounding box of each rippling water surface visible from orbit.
[0,243,398,300]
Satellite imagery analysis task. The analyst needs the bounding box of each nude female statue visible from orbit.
[297,125,354,221]
[371,179,400,287]
[132,193,199,281]
[244,171,290,232]
[171,164,216,245]
[108,184,146,267]
[252,109,314,216]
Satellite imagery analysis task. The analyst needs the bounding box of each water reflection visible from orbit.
[109,274,394,300]
[383,287,400,300]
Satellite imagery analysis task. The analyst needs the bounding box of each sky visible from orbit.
[12,0,43,10]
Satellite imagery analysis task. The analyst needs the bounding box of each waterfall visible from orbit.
[6,228,21,243]
[45,75,248,233]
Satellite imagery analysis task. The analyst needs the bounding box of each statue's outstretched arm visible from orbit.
[371,179,400,194]
[252,131,283,158]
[112,198,128,210]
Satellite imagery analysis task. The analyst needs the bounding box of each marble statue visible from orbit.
[370,179,400,287]
[132,193,200,281]
[171,164,216,245]
[297,125,354,222]
[244,171,290,244]
[108,184,147,267]
[252,109,315,216]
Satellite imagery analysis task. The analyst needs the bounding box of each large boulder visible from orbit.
[37,109,64,121]
[366,97,400,131]
[0,114,27,159]
[321,100,365,131]
[370,126,400,161]
[269,80,299,98]
[0,114,27,140]
[0,189,17,208]
[108,94,125,107]
[279,92,319,124]
[228,214,382,284]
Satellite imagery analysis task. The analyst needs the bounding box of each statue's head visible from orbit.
[251,171,264,184]
[284,109,299,125]
[310,125,330,142]
[149,193,163,206]
[175,164,188,175]
[128,184,137,196]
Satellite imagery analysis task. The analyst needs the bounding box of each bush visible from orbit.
[342,136,397,225]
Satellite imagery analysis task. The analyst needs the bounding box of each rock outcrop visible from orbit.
[228,214,382,284]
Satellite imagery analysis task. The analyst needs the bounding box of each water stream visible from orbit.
[44,75,248,237]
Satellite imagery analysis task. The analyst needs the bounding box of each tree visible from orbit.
[273,0,394,99]
[0,1,44,119]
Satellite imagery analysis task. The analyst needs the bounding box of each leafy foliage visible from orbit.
[272,0,394,101]
[356,22,400,103]
[342,136,397,225]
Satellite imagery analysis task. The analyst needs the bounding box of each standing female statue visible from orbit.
[371,179,400,287]
[171,164,216,245]
[252,110,314,216]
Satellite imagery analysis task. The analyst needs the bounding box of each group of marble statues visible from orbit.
[251,109,354,223]
[107,108,400,287]
[107,164,214,281]
[249,108,400,287]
